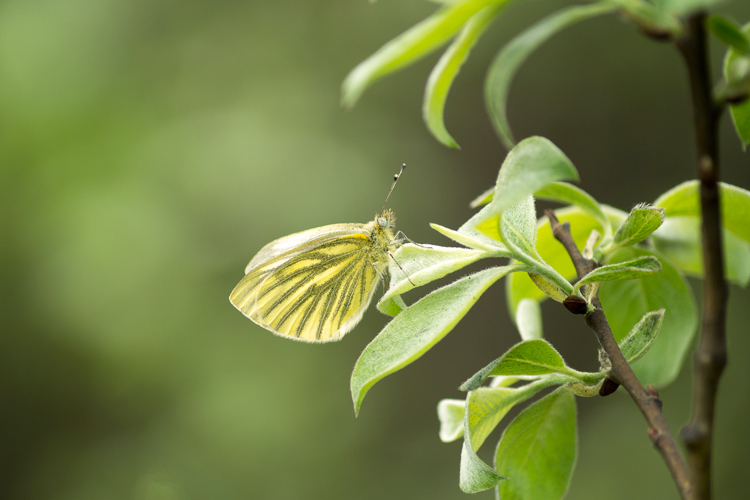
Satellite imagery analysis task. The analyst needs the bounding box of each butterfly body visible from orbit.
[230,209,399,343]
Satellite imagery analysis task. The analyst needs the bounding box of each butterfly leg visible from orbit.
[388,251,416,286]
[394,230,426,248]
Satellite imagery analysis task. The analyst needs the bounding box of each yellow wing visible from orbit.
[230,227,385,342]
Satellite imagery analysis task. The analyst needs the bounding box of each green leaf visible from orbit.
[611,0,683,35]
[495,390,577,500]
[606,203,664,252]
[431,222,508,252]
[380,243,503,308]
[722,22,750,148]
[506,205,628,317]
[619,310,665,365]
[707,15,750,56]
[469,186,494,208]
[572,256,662,293]
[438,398,466,442]
[477,137,579,223]
[500,196,539,261]
[485,3,615,149]
[515,299,543,341]
[654,180,750,243]
[652,0,727,16]
[458,201,505,246]
[460,377,565,493]
[651,217,750,286]
[460,340,574,391]
[536,182,612,242]
[341,0,501,108]
[599,247,697,386]
[424,4,503,148]
[351,265,521,414]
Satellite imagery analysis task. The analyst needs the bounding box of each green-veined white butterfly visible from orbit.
[229,166,407,342]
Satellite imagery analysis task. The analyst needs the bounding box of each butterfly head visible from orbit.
[376,209,396,230]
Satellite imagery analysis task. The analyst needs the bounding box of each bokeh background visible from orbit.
[2,0,749,499]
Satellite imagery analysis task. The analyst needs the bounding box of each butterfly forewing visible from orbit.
[230,224,387,342]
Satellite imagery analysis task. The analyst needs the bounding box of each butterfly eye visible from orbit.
[378,217,388,227]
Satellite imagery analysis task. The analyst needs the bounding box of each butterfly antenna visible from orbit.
[381,163,406,213]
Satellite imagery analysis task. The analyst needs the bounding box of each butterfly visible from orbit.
[229,165,407,343]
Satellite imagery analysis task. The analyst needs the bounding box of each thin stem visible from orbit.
[676,13,728,500]
[547,211,693,500]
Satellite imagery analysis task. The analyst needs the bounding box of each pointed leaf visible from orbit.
[380,243,499,307]
[572,256,662,292]
[351,265,521,413]
[460,340,572,391]
[477,137,579,224]
[377,294,408,317]
[431,222,507,252]
[342,0,500,108]
[599,248,697,386]
[495,390,577,500]
[619,310,665,365]
[607,203,665,251]
[425,4,503,147]
[469,186,494,208]
[458,201,504,245]
[485,3,615,149]
[500,196,540,261]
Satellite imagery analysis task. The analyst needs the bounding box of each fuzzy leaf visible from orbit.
[572,256,662,292]
[619,310,665,365]
[608,203,665,251]
[431,222,508,252]
[495,390,577,500]
[351,265,521,413]
[460,340,571,391]
[536,182,612,241]
[379,243,500,308]
[708,15,750,55]
[722,22,750,148]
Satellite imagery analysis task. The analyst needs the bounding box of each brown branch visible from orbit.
[676,13,728,500]
[547,211,693,500]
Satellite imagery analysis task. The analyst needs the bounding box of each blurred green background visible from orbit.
[2,1,749,499]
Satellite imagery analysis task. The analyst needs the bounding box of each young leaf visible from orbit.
[469,186,494,208]
[424,4,503,148]
[380,243,502,307]
[499,196,540,261]
[484,3,615,149]
[378,294,408,317]
[351,265,522,414]
[515,298,543,341]
[341,0,501,108]
[431,222,507,252]
[479,137,579,222]
[607,203,665,252]
[459,201,504,244]
[619,309,665,365]
[651,217,750,286]
[599,248,697,387]
[506,205,628,317]
[460,340,572,391]
[438,398,466,442]
[722,22,750,147]
[707,15,750,56]
[572,256,662,293]
[654,180,750,243]
[495,389,577,500]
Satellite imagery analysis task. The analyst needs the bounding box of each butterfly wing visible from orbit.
[230,224,385,342]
